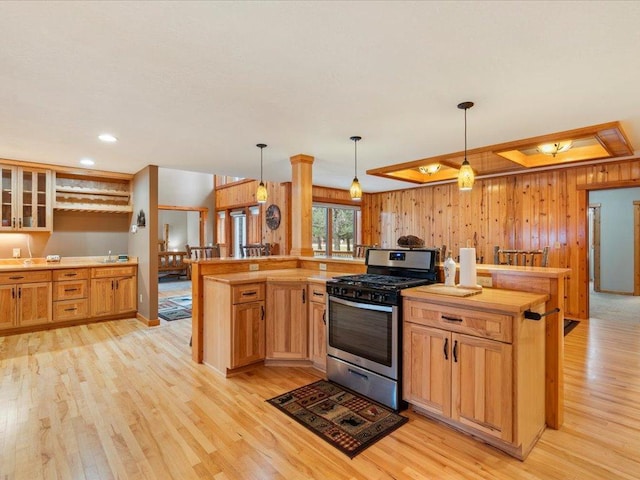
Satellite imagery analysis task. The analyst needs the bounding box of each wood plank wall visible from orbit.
[215,179,292,255]
[363,158,640,320]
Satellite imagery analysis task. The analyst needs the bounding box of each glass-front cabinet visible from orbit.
[1,165,52,231]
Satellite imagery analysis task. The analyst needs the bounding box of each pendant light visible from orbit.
[457,101,475,191]
[256,143,268,204]
[349,136,362,200]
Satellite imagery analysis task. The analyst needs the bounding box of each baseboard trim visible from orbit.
[136,312,160,327]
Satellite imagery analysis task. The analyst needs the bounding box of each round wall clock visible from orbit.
[266,204,281,230]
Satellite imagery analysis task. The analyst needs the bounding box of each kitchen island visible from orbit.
[191,256,570,430]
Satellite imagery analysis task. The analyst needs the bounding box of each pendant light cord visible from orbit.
[350,135,361,179]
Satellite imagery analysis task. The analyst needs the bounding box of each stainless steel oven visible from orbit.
[325,248,438,411]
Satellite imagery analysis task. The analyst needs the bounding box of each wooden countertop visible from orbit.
[403,284,549,315]
[203,268,346,285]
[0,256,138,272]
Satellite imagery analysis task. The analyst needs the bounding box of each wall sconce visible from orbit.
[350,135,363,200]
[256,143,268,204]
[418,163,441,175]
[457,101,475,191]
[537,141,573,157]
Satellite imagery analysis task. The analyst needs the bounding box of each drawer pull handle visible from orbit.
[64,307,78,312]
[442,315,463,322]
[443,337,449,360]
[313,291,324,297]
[242,291,257,296]
[9,276,25,280]
[64,273,78,277]
[64,288,79,292]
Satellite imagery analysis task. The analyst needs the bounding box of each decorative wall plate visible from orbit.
[266,204,281,230]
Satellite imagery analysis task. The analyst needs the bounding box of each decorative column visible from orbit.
[289,154,314,256]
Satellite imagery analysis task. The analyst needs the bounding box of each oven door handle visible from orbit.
[328,295,393,313]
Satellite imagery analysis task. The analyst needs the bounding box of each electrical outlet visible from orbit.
[249,264,259,271]
[12,248,20,258]
[139,294,143,303]
[477,276,493,288]
[319,263,327,271]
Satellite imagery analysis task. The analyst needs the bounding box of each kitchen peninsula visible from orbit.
[190,255,570,430]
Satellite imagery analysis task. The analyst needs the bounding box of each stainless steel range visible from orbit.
[325,248,438,410]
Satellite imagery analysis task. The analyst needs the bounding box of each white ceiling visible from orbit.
[1,1,639,193]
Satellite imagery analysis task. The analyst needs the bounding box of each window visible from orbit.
[312,204,360,257]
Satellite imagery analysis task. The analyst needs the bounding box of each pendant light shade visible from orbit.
[256,143,268,203]
[457,101,475,191]
[350,136,362,200]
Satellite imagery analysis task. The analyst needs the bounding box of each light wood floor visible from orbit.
[1,304,639,479]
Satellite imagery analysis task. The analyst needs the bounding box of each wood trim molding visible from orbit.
[635,201,640,296]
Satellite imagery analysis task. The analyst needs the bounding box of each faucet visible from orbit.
[107,250,113,263]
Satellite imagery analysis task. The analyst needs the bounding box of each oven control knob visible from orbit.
[354,290,362,298]
[371,292,379,302]
[340,287,349,296]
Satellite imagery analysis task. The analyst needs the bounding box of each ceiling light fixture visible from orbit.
[457,101,475,191]
[98,133,118,143]
[537,141,573,157]
[349,136,363,200]
[418,163,441,175]
[256,143,268,204]
[79,158,95,166]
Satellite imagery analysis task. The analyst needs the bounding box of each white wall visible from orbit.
[158,168,215,245]
[590,187,640,293]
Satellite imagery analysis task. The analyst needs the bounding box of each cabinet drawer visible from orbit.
[0,270,52,284]
[53,299,89,322]
[52,268,89,281]
[232,283,265,304]
[53,279,88,301]
[308,284,326,303]
[404,300,512,343]
[91,266,136,278]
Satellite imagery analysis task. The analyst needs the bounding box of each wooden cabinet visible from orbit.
[203,279,265,376]
[402,289,547,459]
[52,268,89,322]
[1,164,52,231]
[266,280,308,360]
[0,271,52,329]
[308,282,327,371]
[90,266,137,317]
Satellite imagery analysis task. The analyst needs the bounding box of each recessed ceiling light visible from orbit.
[98,133,118,143]
[80,158,95,166]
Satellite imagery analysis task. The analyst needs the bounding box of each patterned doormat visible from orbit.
[267,380,408,458]
[158,295,192,321]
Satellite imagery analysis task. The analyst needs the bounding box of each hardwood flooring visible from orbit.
[1,303,639,479]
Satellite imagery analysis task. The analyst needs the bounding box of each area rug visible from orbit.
[267,380,408,458]
[564,319,580,336]
[158,295,192,321]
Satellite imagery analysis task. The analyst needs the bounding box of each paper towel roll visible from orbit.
[458,247,478,288]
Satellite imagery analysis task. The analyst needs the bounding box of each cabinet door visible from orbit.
[20,168,51,230]
[403,323,452,417]
[232,301,265,368]
[451,333,513,442]
[91,278,116,316]
[309,300,327,370]
[115,276,137,313]
[266,282,308,360]
[1,166,17,230]
[17,282,52,327]
[0,285,16,329]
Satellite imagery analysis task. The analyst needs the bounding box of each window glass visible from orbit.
[313,204,359,256]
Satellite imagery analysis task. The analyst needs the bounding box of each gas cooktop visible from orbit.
[329,274,431,290]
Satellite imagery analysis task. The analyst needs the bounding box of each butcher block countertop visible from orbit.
[0,256,138,271]
[204,268,345,285]
[403,284,550,315]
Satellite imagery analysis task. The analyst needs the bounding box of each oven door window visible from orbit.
[328,298,393,367]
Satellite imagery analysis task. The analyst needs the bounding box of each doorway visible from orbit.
[587,188,640,320]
